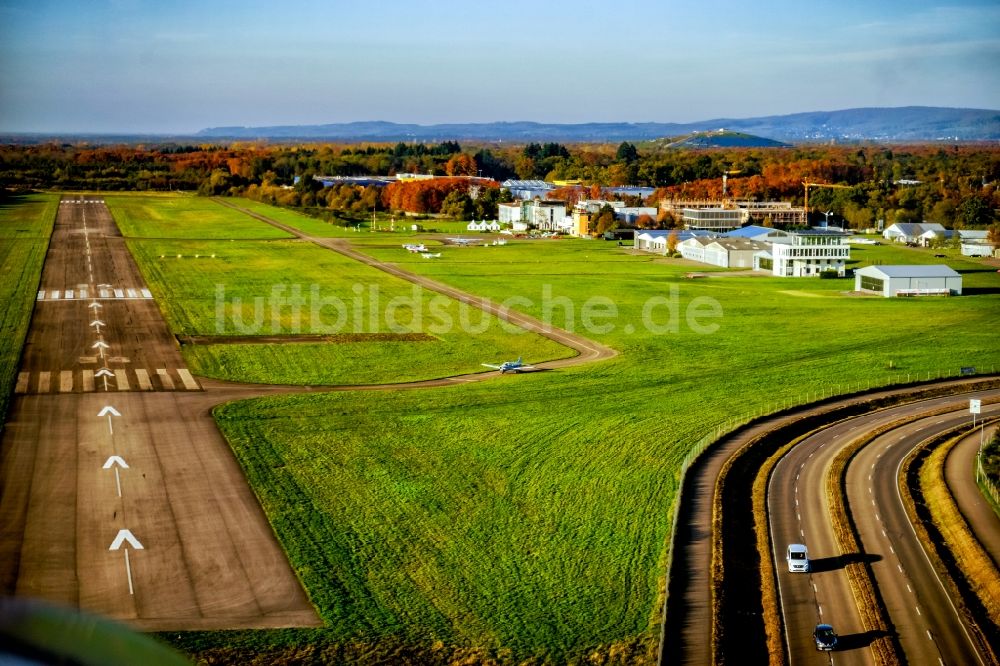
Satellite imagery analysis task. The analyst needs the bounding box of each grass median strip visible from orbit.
[900,420,1000,664]
[0,193,57,426]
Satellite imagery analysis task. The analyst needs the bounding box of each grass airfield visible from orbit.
[6,193,999,663]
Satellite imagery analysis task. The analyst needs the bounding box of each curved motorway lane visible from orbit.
[769,390,1000,666]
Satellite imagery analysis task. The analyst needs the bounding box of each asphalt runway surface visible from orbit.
[770,391,1000,666]
[0,198,319,630]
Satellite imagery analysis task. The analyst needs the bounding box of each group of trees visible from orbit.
[1,140,997,229]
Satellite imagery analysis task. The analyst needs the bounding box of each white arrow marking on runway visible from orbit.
[92,340,110,349]
[109,529,144,595]
[90,319,105,331]
[95,367,114,390]
[98,405,121,434]
[103,455,128,469]
[103,456,129,497]
[97,283,111,289]
[88,301,102,310]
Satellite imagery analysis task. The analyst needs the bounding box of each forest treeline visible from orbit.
[1,140,997,228]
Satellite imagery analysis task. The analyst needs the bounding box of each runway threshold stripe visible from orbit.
[82,370,94,392]
[177,368,200,390]
[156,369,175,390]
[135,369,153,391]
[59,370,73,393]
[15,372,29,394]
[114,369,130,391]
[141,288,152,298]
[37,371,51,393]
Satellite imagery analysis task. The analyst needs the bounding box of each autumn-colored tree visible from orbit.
[666,229,680,254]
[445,153,477,176]
[987,223,1000,249]
[635,213,656,229]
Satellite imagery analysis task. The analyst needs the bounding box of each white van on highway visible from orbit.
[786,543,809,572]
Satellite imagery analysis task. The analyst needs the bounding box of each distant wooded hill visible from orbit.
[197,107,1000,142]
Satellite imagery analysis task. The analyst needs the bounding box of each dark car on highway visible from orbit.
[813,624,838,651]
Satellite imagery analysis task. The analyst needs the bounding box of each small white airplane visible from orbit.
[403,243,428,253]
[447,237,479,246]
[492,239,507,246]
[420,252,441,259]
[482,357,535,374]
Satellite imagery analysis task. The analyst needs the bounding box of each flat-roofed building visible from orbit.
[769,228,850,277]
[683,208,743,231]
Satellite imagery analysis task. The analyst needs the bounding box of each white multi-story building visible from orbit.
[767,229,850,277]
[682,208,743,232]
[499,199,567,232]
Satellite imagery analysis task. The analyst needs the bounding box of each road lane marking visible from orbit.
[926,630,932,640]
[915,606,921,615]
[898,564,903,573]
[907,584,913,593]
[889,545,894,554]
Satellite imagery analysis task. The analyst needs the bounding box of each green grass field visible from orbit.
[0,194,57,428]
[170,226,1000,663]
[111,198,571,385]
[234,198,495,237]
[107,194,293,239]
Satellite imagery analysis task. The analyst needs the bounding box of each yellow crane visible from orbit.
[802,181,854,222]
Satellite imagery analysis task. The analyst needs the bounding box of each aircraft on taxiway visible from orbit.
[482,357,536,374]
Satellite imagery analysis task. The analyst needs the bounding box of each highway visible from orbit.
[769,391,1000,665]
[663,378,999,666]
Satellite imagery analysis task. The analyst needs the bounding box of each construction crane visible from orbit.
[802,181,853,222]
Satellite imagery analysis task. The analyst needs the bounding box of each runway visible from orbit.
[0,197,320,630]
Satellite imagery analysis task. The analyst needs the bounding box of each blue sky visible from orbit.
[1,0,997,133]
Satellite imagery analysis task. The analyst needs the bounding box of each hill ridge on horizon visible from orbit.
[196,106,1000,142]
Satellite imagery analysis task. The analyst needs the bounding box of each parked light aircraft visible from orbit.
[447,237,479,246]
[482,357,535,373]
[403,243,428,253]
[421,252,442,259]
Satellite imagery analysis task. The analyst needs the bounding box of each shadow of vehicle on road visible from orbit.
[808,552,883,573]
[834,629,893,651]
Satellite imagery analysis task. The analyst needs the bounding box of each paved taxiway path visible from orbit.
[2,197,618,632]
